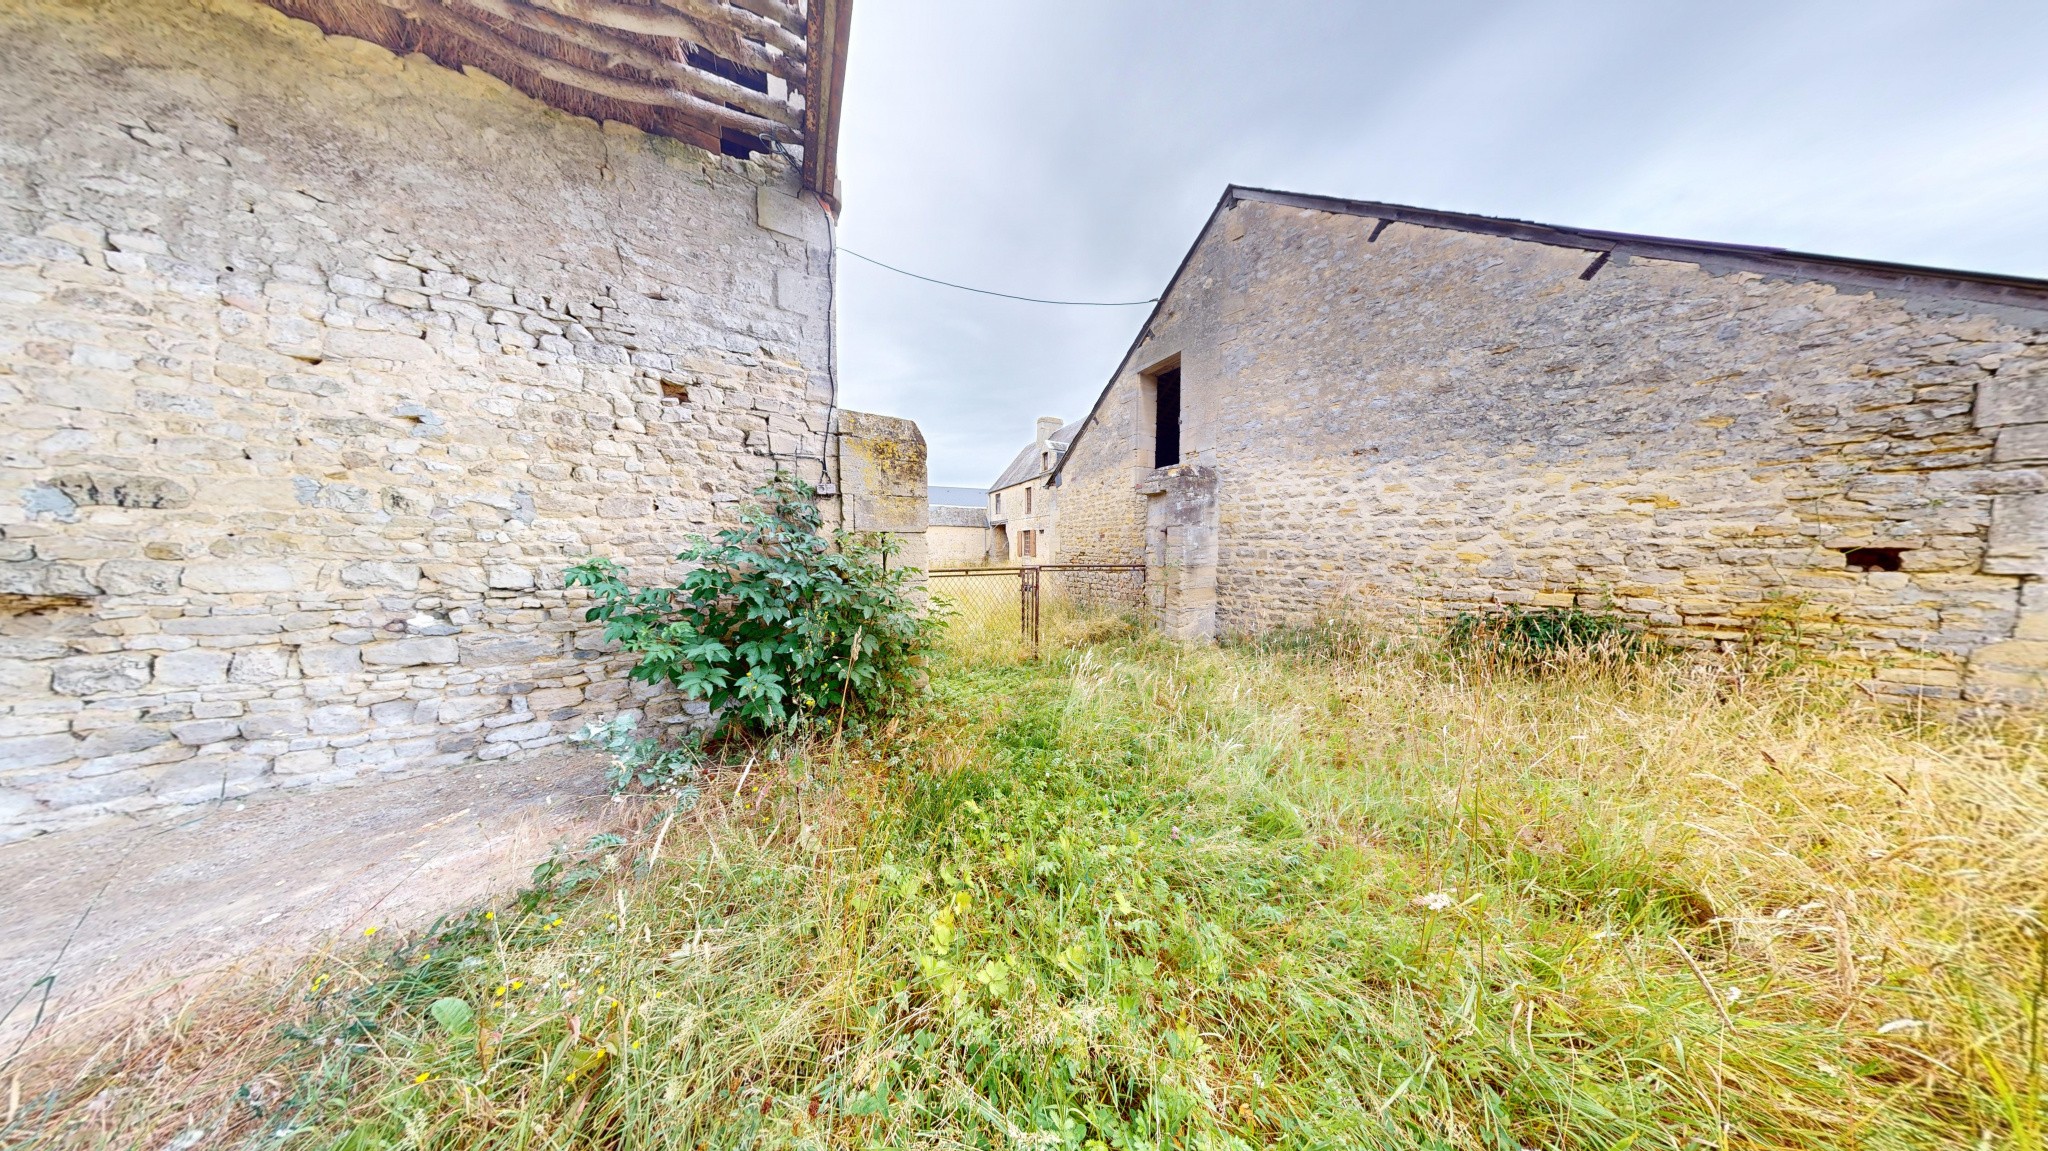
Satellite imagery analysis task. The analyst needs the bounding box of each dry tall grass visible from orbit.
[7,608,2045,1149]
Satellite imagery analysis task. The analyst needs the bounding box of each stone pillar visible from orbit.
[829,410,929,572]
[1140,463,1219,641]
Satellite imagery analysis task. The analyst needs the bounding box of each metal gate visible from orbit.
[927,564,1145,658]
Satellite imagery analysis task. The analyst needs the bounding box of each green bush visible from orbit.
[565,473,936,735]
[1444,604,1649,670]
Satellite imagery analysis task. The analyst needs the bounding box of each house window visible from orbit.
[1020,530,1036,558]
[993,492,1002,515]
[1153,366,1181,469]
[1025,487,1033,515]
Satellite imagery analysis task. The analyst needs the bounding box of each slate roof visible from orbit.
[991,421,1079,491]
[928,485,987,507]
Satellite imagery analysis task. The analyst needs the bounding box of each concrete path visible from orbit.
[0,750,626,1049]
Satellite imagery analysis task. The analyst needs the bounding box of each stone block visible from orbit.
[182,563,298,594]
[308,705,368,735]
[1994,424,2048,463]
[756,187,827,244]
[229,647,293,683]
[153,648,233,687]
[485,718,553,743]
[299,644,363,677]
[95,560,184,595]
[162,615,285,636]
[1986,494,2048,575]
[273,748,335,775]
[0,559,101,597]
[437,696,506,722]
[238,713,307,740]
[458,634,559,666]
[51,653,153,696]
[173,718,242,746]
[422,564,487,593]
[0,733,79,770]
[325,328,432,362]
[359,636,459,667]
[1978,366,2048,428]
[486,564,535,590]
[339,561,423,590]
[76,724,169,758]
[149,753,268,804]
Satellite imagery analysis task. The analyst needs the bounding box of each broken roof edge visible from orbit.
[1230,186,2048,310]
[1050,183,2048,488]
[800,0,852,209]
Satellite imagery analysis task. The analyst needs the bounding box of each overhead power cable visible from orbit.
[839,247,1159,307]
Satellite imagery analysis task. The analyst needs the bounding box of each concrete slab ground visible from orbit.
[0,750,626,1050]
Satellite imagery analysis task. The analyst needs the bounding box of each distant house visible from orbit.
[928,486,989,567]
[989,417,1075,564]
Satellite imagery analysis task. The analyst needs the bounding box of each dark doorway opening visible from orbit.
[1153,367,1181,469]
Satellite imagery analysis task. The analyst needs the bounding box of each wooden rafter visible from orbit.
[261,0,851,203]
[440,0,800,128]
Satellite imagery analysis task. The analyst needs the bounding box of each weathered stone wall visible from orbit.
[0,0,877,840]
[833,410,929,573]
[1056,196,2048,704]
[927,504,990,567]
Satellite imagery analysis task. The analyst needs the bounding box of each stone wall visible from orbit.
[1055,193,2048,704]
[927,504,990,567]
[0,0,916,841]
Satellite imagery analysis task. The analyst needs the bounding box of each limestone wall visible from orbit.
[927,505,990,567]
[1055,195,2048,705]
[0,0,868,840]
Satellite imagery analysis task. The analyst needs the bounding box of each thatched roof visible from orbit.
[261,0,852,205]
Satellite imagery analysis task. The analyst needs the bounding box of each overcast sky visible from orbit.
[827,1,2048,487]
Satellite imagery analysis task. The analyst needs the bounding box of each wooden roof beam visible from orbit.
[445,0,801,129]
[800,0,850,208]
[520,0,801,82]
[383,0,799,141]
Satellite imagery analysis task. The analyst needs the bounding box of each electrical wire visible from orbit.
[839,247,1159,306]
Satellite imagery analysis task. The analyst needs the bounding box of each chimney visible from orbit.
[1035,416,1063,445]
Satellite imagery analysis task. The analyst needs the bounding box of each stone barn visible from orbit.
[0,0,928,844]
[1051,186,2048,705]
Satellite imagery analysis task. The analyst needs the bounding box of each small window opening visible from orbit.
[1025,487,1033,515]
[1153,366,1181,469]
[993,492,1002,515]
[660,380,688,403]
[1020,530,1036,558]
[1841,547,1905,573]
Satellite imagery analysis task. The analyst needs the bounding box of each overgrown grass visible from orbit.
[16,620,2048,1149]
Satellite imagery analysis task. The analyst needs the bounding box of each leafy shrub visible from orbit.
[1444,604,1649,671]
[566,473,935,735]
[571,713,703,801]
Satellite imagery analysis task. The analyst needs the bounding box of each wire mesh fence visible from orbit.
[927,564,1146,660]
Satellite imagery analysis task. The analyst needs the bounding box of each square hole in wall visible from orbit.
[1840,547,1906,572]
[660,380,689,404]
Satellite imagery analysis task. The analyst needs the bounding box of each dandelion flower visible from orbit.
[415,1072,430,1083]
[364,926,379,936]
